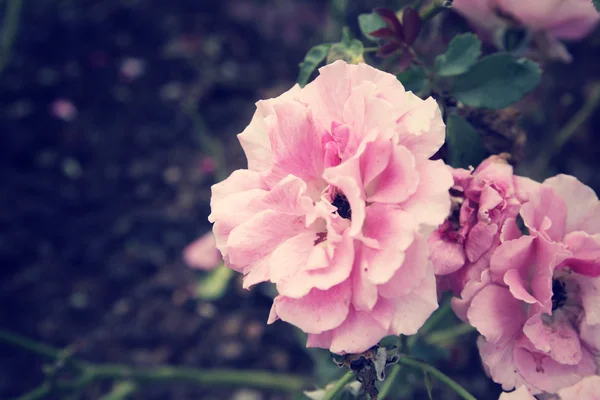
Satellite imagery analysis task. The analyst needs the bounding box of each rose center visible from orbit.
[332,193,351,220]
[552,279,567,311]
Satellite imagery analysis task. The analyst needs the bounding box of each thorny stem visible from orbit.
[531,82,600,179]
[396,356,477,400]
[322,371,355,400]
[0,329,310,398]
[0,0,24,74]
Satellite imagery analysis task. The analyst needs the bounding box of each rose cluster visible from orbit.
[207,60,600,396]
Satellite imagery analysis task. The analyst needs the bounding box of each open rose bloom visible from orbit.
[454,175,600,394]
[453,0,600,40]
[430,155,526,294]
[209,60,453,354]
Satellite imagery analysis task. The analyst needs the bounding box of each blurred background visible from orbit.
[1,0,599,399]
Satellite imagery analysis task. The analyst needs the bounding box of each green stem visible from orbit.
[184,107,228,181]
[425,323,476,347]
[0,0,24,74]
[66,364,308,392]
[0,330,63,361]
[0,329,310,395]
[396,356,476,400]
[322,371,355,400]
[378,364,401,400]
[364,47,378,54]
[16,383,51,400]
[531,82,600,179]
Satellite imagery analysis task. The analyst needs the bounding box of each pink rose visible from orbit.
[430,155,524,293]
[454,175,600,394]
[209,60,453,354]
[183,232,223,271]
[453,0,600,41]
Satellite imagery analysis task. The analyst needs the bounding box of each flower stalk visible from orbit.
[0,329,310,398]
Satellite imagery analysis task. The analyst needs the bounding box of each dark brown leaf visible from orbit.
[374,7,404,42]
[397,50,414,72]
[368,27,396,39]
[377,42,402,57]
[402,7,422,45]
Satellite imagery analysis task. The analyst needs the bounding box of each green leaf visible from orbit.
[594,0,600,12]
[326,38,364,65]
[451,53,542,109]
[424,371,434,400]
[397,65,428,93]
[297,44,332,87]
[434,33,481,77]
[358,12,387,41]
[445,114,487,169]
[195,264,234,301]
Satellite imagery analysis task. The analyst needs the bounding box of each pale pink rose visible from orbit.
[183,232,222,270]
[558,375,600,400]
[430,155,523,293]
[453,0,600,41]
[456,177,600,394]
[209,60,453,354]
[499,386,536,400]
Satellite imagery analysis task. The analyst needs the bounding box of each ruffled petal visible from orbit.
[271,281,352,334]
[399,158,453,227]
[520,184,566,241]
[388,262,438,335]
[563,231,600,276]
[558,375,600,400]
[366,144,420,204]
[543,174,598,235]
[513,338,596,394]
[467,285,527,343]
[361,205,416,285]
[378,233,429,298]
[396,95,446,158]
[522,313,583,365]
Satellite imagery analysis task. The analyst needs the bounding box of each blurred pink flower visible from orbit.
[200,157,217,174]
[183,232,222,270]
[453,175,600,394]
[50,99,77,121]
[209,60,453,354]
[120,57,145,81]
[430,155,526,293]
[453,0,600,41]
